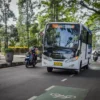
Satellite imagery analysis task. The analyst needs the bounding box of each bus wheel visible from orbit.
[85,59,89,69]
[47,67,53,72]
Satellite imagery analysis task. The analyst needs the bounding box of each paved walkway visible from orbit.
[0,54,25,64]
[0,53,41,68]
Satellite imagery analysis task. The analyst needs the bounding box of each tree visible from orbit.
[80,0,100,28]
[37,0,78,34]
[80,0,100,14]
[0,0,16,49]
[92,33,96,50]
[39,0,78,22]
[81,1,100,49]
[17,0,40,47]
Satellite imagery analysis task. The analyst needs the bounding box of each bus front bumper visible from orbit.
[42,59,80,70]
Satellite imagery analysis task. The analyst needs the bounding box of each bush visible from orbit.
[5,48,14,53]
[1,47,5,53]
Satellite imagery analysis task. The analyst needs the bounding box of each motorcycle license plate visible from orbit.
[54,62,62,66]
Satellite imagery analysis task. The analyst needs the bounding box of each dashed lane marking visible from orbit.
[45,85,55,91]
[70,74,75,77]
[28,96,37,100]
[61,78,67,82]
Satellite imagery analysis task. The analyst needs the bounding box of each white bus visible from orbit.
[42,22,92,73]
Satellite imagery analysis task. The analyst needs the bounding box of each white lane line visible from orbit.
[45,85,55,91]
[28,96,37,100]
[61,78,67,82]
[70,74,75,77]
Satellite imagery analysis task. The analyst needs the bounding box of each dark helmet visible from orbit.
[29,47,35,52]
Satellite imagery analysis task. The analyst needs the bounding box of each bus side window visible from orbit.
[88,33,92,46]
[87,32,89,44]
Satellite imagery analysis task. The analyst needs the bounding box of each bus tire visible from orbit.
[47,67,53,72]
[85,59,89,69]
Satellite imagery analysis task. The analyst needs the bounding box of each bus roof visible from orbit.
[46,22,92,34]
[47,22,81,25]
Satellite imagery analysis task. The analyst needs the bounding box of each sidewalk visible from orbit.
[0,53,25,68]
[0,53,41,68]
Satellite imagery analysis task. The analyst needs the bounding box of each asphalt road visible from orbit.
[0,60,100,100]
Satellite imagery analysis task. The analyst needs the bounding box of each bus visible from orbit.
[42,22,92,74]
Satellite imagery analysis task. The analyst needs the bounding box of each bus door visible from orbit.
[81,27,88,66]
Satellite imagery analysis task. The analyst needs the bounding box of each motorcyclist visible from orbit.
[26,47,37,63]
[93,51,98,61]
[93,51,98,57]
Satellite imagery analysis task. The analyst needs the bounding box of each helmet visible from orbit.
[29,47,35,53]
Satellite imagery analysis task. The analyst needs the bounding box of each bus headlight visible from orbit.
[42,55,53,61]
[65,56,79,63]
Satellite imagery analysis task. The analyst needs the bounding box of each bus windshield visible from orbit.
[44,24,80,49]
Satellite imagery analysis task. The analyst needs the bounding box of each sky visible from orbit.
[10,0,18,17]
[8,0,18,25]
[8,0,39,25]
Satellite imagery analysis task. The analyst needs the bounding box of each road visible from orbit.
[0,59,100,100]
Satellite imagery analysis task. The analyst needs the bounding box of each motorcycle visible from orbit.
[93,52,98,62]
[25,54,36,68]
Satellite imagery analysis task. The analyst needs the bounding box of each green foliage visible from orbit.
[5,48,14,53]
[0,0,16,23]
[17,0,40,47]
[1,47,5,53]
[16,0,100,50]
[92,33,96,49]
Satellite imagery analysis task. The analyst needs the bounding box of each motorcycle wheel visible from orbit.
[93,57,98,62]
[25,61,29,68]
[33,60,37,68]
[32,62,35,67]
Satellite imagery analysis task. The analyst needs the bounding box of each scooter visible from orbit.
[93,52,98,62]
[25,54,36,68]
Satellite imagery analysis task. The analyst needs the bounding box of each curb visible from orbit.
[0,60,41,68]
[0,62,24,68]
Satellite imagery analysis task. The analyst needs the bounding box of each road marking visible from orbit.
[50,93,76,99]
[70,74,75,77]
[45,85,55,91]
[28,96,37,100]
[61,78,67,82]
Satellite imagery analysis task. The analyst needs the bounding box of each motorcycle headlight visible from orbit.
[42,55,53,61]
[65,56,79,63]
